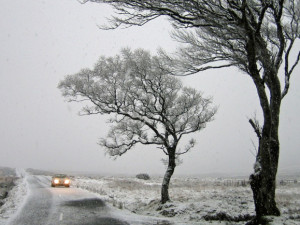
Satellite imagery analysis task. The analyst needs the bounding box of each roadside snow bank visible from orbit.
[73,176,252,224]
[0,168,28,225]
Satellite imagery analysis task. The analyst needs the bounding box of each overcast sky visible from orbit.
[1,0,299,176]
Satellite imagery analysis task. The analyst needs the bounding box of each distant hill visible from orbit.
[26,168,55,176]
[0,166,16,177]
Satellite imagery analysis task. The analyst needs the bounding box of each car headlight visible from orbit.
[64,179,70,184]
[54,179,60,184]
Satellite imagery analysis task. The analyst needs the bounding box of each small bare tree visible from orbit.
[80,1,300,221]
[58,49,216,203]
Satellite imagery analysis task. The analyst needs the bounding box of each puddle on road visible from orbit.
[68,217,130,225]
[62,198,106,208]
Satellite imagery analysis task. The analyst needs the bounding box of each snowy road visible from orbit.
[8,175,165,225]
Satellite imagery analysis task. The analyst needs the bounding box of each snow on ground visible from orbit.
[0,168,28,225]
[73,175,300,225]
[1,170,299,224]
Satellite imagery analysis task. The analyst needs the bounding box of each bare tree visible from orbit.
[58,49,216,204]
[80,0,300,221]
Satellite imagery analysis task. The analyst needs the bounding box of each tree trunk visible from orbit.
[161,150,176,204]
[249,135,281,220]
[249,81,281,220]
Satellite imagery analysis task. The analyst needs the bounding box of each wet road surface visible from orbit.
[8,175,170,225]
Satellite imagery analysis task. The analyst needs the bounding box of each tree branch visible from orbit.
[249,118,262,139]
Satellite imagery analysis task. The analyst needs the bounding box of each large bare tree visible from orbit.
[58,49,216,203]
[80,0,300,222]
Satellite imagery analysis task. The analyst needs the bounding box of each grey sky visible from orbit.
[0,0,299,176]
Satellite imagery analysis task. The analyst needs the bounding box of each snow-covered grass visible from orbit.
[73,175,300,225]
[0,169,28,225]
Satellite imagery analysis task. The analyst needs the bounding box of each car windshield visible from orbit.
[54,174,67,178]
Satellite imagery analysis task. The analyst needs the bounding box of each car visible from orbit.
[51,174,71,187]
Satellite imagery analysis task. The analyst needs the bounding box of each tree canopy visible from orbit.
[59,49,216,156]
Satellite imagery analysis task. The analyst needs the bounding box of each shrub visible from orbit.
[136,173,150,180]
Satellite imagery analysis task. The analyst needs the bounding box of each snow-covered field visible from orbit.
[73,175,300,225]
